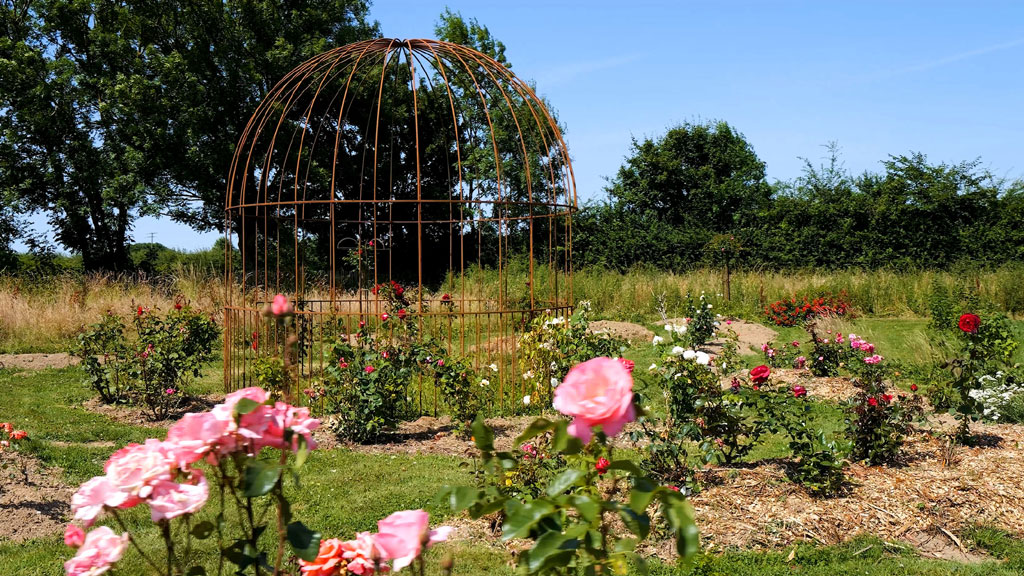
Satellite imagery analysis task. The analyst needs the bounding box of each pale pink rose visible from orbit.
[103,439,174,498]
[863,354,883,364]
[271,294,292,316]
[212,388,273,453]
[341,531,388,575]
[552,357,636,444]
[148,472,209,522]
[166,411,231,466]
[375,510,451,571]
[265,402,321,452]
[71,476,140,526]
[63,526,128,576]
[64,524,85,548]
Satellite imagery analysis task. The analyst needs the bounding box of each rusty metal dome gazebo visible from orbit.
[223,38,577,406]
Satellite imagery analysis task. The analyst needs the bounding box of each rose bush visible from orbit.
[443,356,699,574]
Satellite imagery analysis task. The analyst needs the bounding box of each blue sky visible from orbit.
[20,1,1024,251]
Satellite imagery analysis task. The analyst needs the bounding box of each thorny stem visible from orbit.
[110,508,167,576]
[272,449,289,576]
[160,520,178,576]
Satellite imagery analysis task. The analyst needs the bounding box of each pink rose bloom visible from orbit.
[265,402,320,452]
[553,357,635,444]
[103,439,175,499]
[341,531,387,575]
[864,354,883,364]
[213,388,274,453]
[859,342,875,353]
[375,510,452,571]
[271,294,292,316]
[365,366,375,374]
[71,476,140,526]
[63,526,128,576]
[64,524,85,548]
[760,343,769,352]
[166,411,232,467]
[148,473,209,522]
[795,356,806,369]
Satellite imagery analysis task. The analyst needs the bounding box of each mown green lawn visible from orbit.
[2,338,1023,575]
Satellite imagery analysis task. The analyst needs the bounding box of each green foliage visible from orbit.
[575,139,1024,272]
[844,361,924,465]
[0,0,377,270]
[71,306,219,419]
[517,304,625,411]
[933,312,1020,440]
[443,416,699,575]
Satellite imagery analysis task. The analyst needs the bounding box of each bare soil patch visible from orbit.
[0,452,73,543]
[588,320,654,342]
[660,318,778,355]
[82,394,222,428]
[0,353,79,370]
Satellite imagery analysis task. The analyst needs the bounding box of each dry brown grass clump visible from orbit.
[0,273,224,352]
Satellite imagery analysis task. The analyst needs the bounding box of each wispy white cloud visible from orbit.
[862,36,1024,82]
[535,53,644,86]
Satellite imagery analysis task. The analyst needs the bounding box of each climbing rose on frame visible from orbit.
[553,357,636,444]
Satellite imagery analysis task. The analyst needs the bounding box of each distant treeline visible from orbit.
[573,123,1024,271]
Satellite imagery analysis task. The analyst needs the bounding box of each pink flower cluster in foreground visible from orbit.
[553,357,636,443]
[300,510,451,575]
[849,334,880,362]
[66,387,319,575]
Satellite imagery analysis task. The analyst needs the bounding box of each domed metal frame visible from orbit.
[224,38,576,409]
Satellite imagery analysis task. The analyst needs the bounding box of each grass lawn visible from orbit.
[2,333,1024,575]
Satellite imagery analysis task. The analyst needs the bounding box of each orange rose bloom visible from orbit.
[299,538,346,576]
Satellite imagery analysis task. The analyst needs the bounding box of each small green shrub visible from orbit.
[72,305,219,419]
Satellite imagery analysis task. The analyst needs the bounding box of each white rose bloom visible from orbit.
[695,351,710,365]
[682,349,697,361]
[671,346,686,356]
[674,325,687,335]
[523,395,531,406]
[523,370,534,380]
[550,377,559,388]
[480,379,490,387]
[707,304,713,309]
[489,363,499,372]
[652,335,665,345]
[664,324,674,333]
[648,363,658,371]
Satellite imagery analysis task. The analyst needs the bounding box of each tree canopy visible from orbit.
[0,0,378,270]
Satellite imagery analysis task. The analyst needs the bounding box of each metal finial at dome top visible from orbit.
[224,37,577,409]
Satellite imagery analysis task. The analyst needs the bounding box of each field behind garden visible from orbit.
[3,264,1024,353]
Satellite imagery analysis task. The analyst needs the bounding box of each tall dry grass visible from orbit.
[3,264,1023,353]
[0,268,225,353]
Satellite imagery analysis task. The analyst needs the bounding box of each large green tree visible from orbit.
[578,120,771,270]
[0,0,377,270]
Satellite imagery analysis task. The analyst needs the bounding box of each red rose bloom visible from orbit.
[910,383,918,392]
[750,365,771,384]
[868,397,878,407]
[958,313,980,334]
[398,309,408,320]
[792,385,807,398]
[595,457,610,475]
[617,358,635,374]
[882,394,893,403]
